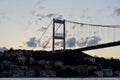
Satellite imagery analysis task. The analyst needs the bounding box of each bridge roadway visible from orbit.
[76,41,120,51]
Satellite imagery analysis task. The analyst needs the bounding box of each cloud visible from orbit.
[45,13,63,20]
[55,41,63,47]
[79,15,93,20]
[37,27,47,32]
[55,37,77,48]
[30,1,63,25]
[55,14,63,20]
[77,36,101,47]
[29,0,46,25]
[47,13,62,20]
[0,11,9,23]
[35,0,45,10]
[114,8,120,16]
[18,46,23,48]
[67,37,76,47]
[77,38,88,47]
[82,8,89,13]
[87,36,101,46]
[37,14,45,21]
[26,37,37,47]
[79,8,94,20]
[35,13,63,22]
[0,47,8,52]
[46,13,55,18]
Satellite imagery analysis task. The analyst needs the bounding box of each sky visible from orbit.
[0,0,120,58]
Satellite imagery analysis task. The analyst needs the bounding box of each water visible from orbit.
[0,78,119,80]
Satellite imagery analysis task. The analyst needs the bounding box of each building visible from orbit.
[55,61,64,67]
[39,70,56,77]
[76,65,89,76]
[102,69,113,77]
[94,70,104,77]
[84,57,95,63]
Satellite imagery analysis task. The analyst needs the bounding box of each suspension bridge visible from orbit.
[33,18,120,52]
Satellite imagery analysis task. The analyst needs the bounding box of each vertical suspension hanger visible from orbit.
[88,24,90,39]
[93,25,95,46]
[94,25,97,45]
[80,23,83,41]
[105,28,109,43]
[106,26,108,43]
[113,27,115,42]
[70,22,72,49]
[68,22,71,49]
[72,23,76,48]
[79,23,82,48]
[73,23,76,49]
[76,23,79,48]
[101,26,103,44]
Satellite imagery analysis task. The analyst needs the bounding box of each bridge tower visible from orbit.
[52,18,65,52]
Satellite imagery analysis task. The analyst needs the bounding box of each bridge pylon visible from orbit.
[52,18,65,52]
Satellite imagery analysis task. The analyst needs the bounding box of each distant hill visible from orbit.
[0,47,8,52]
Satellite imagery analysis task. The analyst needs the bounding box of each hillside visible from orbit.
[33,49,120,70]
[33,49,92,64]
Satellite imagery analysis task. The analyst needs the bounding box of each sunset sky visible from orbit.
[0,0,120,58]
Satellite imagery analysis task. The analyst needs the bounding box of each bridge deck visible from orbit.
[77,41,120,51]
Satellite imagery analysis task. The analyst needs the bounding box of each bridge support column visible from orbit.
[52,18,65,52]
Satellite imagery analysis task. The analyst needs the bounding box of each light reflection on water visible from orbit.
[0,78,119,80]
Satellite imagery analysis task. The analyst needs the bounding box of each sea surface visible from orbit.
[0,78,120,80]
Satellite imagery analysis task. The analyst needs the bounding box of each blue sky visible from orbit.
[0,0,120,58]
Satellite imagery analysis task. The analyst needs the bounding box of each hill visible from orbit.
[33,49,120,71]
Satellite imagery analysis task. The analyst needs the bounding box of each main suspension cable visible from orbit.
[66,20,120,28]
[32,20,53,50]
